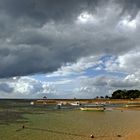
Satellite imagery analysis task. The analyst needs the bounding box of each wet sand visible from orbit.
[123,130,140,140]
[1,99,140,140]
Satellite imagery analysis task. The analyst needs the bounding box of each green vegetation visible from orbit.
[94,90,140,99]
[0,99,56,125]
[111,89,140,99]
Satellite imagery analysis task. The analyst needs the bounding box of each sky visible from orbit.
[0,0,140,98]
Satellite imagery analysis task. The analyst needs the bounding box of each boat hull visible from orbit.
[80,107,105,111]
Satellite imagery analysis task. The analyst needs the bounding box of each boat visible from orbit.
[125,104,140,108]
[69,101,81,106]
[30,101,34,105]
[80,104,105,111]
[80,107,105,111]
[56,102,63,109]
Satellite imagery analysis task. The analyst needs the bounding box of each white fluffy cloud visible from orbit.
[0,77,56,98]
[104,48,140,73]
[46,55,100,77]
[0,69,140,98]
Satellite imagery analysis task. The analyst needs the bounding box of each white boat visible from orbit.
[125,104,140,107]
[57,102,63,106]
[80,104,105,111]
[80,107,105,111]
[30,101,34,105]
[70,101,81,106]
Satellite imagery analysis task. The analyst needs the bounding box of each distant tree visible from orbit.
[111,89,140,99]
[112,90,124,99]
[105,95,109,99]
[100,96,104,99]
[43,96,47,99]
[96,96,99,99]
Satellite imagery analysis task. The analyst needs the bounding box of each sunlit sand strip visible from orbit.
[122,130,140,140]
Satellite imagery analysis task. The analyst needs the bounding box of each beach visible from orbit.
[0,99,140,140]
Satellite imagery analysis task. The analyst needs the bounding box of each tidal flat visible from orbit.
[0,99,140,140]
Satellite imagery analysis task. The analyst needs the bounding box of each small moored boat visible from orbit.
[80,107,105,111]
[69,101,81,106]
[80,104,105,111]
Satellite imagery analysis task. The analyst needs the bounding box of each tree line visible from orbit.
[111,89,140,99]
[94,89,140,99]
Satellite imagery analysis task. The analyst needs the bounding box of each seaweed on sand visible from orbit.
[0,110,28,125]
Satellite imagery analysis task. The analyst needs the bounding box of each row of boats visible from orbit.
[57,101,106,111]
[57,102,140,111]
[30,100,140,111]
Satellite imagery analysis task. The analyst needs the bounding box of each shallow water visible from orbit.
[0,105,140,140]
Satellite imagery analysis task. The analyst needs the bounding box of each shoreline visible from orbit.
[34,98,140,105]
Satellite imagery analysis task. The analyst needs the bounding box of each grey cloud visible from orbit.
[93,76,108,86]
[109,80,139,88]
[74,75,140,98]
[92,75,140,89]
[0,0,98,24]
[0,0,140,78]
[119,0,140,18]
[12,31,52,46]
[0,83,13,93]
[82,76,109,87]
[1,0,139,21]
[0,46,60,77]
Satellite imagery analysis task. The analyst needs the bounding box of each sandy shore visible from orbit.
[122,130,140,140]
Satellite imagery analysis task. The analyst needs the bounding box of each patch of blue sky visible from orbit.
[30,74,47,81]
[80,54,127,78]
[98,55,118,68]
[84,66,127,78]
[100,55,115,63]
[30,72,82,83]
[31,55,126,82]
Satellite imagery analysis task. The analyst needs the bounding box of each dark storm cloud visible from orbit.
[119,0,140,18]
[0,0,140,78]
[0,0,98,23]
